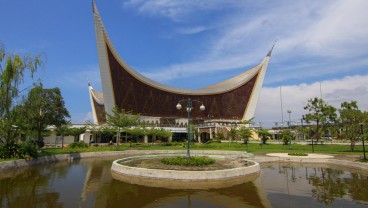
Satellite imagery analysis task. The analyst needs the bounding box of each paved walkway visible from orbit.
[252,152,368,172]
[265,153,334,159]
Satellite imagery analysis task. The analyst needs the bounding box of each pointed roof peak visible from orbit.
[266,41,276,57]
[92,0,99,15]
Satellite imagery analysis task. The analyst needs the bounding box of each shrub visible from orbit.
[0,146,8,159]
[68,141,89,149]
[205,139,221,144]
[0,141,38,159]
[161,156,215,166]
[161,142,172,146]
[171,141,180,146]
[18,140,38,159]
[35,138,45,149]
[288,152,308,156]
[0,143,20,159]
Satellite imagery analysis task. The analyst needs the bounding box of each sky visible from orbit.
[1,0,368,127]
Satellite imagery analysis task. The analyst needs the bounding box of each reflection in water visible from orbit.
[261,163,368,208]
[0,158,368,208]
[90,170,268,208]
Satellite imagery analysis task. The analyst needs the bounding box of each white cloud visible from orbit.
[49,65,101,90]
[83,112,94,123]
[69,111,94,124]
[141,53,260,84]
[124,0,239,22]
[176,26,208,35]
[125,0,368,86]
[279,0,368,58]
[255,74,368,127]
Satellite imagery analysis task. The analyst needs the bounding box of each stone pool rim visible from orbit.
[111,154,260,181]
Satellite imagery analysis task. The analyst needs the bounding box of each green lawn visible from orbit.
[133,142,366,155]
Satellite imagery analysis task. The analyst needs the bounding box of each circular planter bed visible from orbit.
[111,154,260,189]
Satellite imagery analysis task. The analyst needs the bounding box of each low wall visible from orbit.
[111,155,260,181]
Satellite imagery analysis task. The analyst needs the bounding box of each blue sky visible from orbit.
[1,0,368,127]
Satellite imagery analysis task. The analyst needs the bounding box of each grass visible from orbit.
[360,158,368,163]
[134,141,368,155]
[0,157,18,162]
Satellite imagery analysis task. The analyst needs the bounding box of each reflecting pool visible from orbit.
[1,157,367,208]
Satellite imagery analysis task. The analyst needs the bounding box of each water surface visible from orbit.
[1,157,367,208]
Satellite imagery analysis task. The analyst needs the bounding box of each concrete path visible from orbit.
[266,153,334,159]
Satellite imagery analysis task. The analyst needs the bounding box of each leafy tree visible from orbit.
[146,128,172,143]
[191,125,199,142]
[147,128,159,143]
[304,97,337,142]
[228,127,238,143]
[339,101,363,151]
[130,127,145,142]
[258,129,271,144]
[240,118,254,126]
[281,129,293,145]
[216,132,225,140]
[100,125,116,143]
[155,128,172,140]
[106,107,140,148]
[69,126,87,143]
[0,43,42,147]
[16,84,70,148]
[54,122,71,148]
[294,125,308,140]
[238,127,253,144]
[85,120,101,144]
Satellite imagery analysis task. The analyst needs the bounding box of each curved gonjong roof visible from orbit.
[92,1,273,121]
[88,83,105,124]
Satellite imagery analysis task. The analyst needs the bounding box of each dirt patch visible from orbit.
[331,154,363,162]
[120,157,254,171]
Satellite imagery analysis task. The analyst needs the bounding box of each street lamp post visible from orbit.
[287,110,292,149]
[301,115,305,140]
[287,110,292,129]
[274,122,279,140]
[176,98,205,158]
[360,123,366,160]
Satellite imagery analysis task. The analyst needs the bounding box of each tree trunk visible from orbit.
[350,138,355,152]
[61,136,64,149]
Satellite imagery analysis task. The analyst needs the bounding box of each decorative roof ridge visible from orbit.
[266,41,276,57]
[89,84,104,105]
